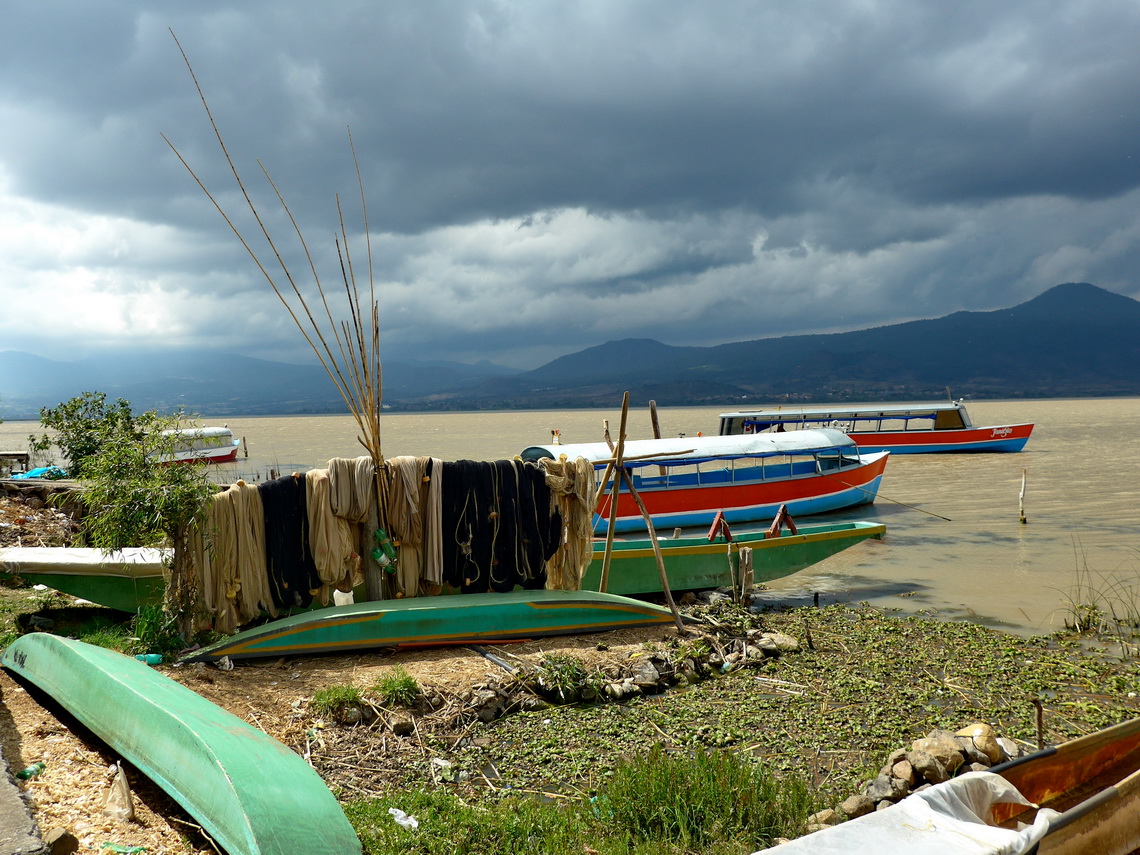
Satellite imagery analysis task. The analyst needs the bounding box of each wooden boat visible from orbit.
[986,716,1140,854]
[761,717,1140,854]
[521,429,889,534]
[718,401,1033,453]
[0,547,168,612]
[0,633,361,855]
[159,426,241,464]
[585,520,886,596]
[181,589,677,663]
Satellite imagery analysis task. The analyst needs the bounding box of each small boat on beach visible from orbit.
[521,430,889,534]
[0,546,168,612]
[718,401,1033,453]
[1,633,361,855]
[760,716,1140,854]
[181,589,677,663]
[158,426,242,464]
[585,519,886,596]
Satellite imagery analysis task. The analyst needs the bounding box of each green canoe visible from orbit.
[0,547,168,612]
[182,589,676,663]
[587,520,886,595]
[1,633,360,855]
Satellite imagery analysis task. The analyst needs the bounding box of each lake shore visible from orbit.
[3,571,1140,854]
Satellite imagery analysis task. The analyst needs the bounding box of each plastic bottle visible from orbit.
[16,762,45,780]
[134,653,163,665]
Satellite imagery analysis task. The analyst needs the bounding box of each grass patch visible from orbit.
[343,754,813,855]
[601,745,814,849]
[130,604,187,658]
[1055,545,1140,656]
[75,616,131,650]
[313,684,364,720]
[373,666,421,708]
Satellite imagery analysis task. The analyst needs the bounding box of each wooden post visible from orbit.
[598,394,631,593]
[1019,470,1027,524]
[649,400,667,477]
[619,467,687,635]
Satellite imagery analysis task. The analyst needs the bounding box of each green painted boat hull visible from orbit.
[182,589,676,663]
[1,633,360,855]
[0,547,168,613]
[586,521,886,595]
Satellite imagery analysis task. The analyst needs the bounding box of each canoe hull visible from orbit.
[182,589,676,663]
[585,521,886,595]
[0,547,168,612]
[1,633,360,855]
[595,452,889,534]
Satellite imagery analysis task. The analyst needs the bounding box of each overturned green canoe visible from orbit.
[183,589,676,663]
[586,520,886,595]
[0,547,168,612]
[1,633,360,855]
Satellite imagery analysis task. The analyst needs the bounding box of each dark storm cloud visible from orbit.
[2,1,1139,370]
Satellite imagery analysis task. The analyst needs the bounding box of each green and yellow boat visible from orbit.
[588,519,886,595]
[182,589,677,663]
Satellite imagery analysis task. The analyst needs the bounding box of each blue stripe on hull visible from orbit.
[858,437,1029,454]
[594,474,885,534]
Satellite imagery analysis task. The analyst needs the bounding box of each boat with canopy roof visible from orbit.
[521,428,889,534]
[718,400,1033,453]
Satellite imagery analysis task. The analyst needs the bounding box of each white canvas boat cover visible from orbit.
[754,773,1059,855]
[0,547,170,579]
[520,428,856,467]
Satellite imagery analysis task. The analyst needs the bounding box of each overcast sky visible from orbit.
[2,1,1139,371]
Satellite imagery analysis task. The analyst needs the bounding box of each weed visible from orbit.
[373,666,421,708]
[534,653,606,703]
[131,605,186,657]
[601,744,815,849]
[313,684,364,721]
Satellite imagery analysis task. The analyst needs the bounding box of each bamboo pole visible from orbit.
[649,400,667,477]
[618,467,687,635]
[598,396,630,593]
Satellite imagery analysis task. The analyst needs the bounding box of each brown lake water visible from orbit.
[4,398,1138,636]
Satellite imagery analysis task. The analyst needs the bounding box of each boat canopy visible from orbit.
[161,427,235,441]
[719,401,972,434]
[520,428,856,468]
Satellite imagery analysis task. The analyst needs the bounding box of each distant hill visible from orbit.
[416,282,1140,408]
[2,282,1137,418]
[0,351,520,419]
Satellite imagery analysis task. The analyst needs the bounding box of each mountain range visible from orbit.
[2,282,1138,419]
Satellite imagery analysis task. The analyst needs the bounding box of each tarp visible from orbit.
[520,428,856,467]
[755,772,1059,855]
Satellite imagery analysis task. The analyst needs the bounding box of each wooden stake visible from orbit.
[649,400,667,477]
[598,395,630,593]
[1019,469,1027,524]
[619,467,687,635]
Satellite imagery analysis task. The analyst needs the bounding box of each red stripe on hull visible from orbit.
[598,453,889,518]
